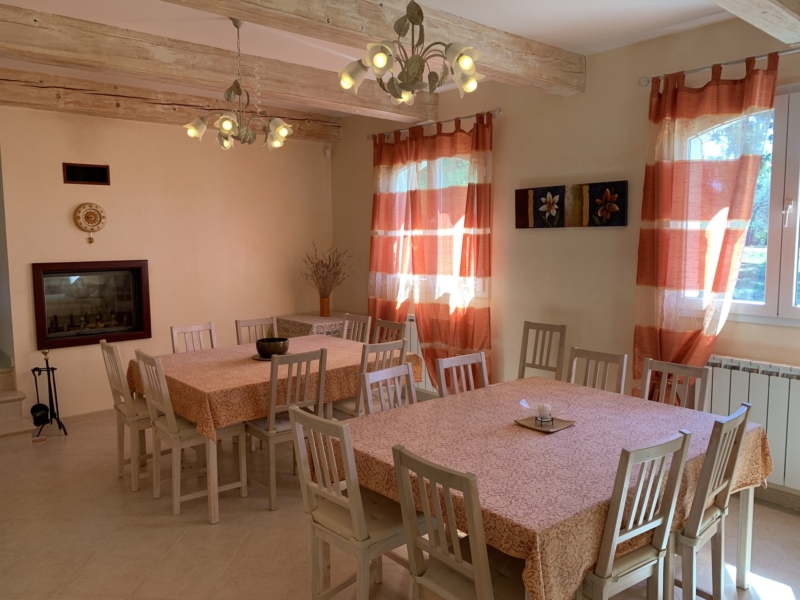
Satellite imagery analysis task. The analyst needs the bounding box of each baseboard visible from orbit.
[755,484,800,511]
[60,408,115,426]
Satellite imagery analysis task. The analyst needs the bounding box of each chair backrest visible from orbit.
[355,339,407,414]
[361,363,418,414]
[235,317,279,345]
[518,321,567,381]
[99,340,135,418]
[393,445,495,599]
[135,350,179,433]
[683,403,751,539]
[171,322,217,353]
[341,313,371,343]
[435,352,489,398]
[567,347,628,394]
[290,407,369,541]
[267,349,327,430]
[372,318,407,344]
[595,430,692,579]
[641,358,712,412]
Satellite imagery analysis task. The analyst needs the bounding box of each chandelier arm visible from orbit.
[249,117,271,132]
[421,41,447,58]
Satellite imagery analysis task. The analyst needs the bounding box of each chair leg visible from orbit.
[321,541,330,589]
[356,549,371,600]
[310,525,321,598]
[130,424,140,492]
[267,437,277,511]
[665,533,676,600]
[411,582,421,600]
[647,557,664,600]
[152,434,162,499]
[249,432,257,453]
[681,543,697,600]
[293,446,298,476]
[238,432,248,498]
[195,444,206,481]
[207,439,220,525]
[711,520,725,600]
[172,441,182,516]
[138,429,147,467]
[372,556,383,584]
[116,416,125,478]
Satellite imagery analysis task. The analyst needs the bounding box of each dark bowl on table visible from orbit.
[256,337,289,359]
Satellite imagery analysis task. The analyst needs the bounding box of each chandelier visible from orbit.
[338,1,482,105]
[183,19,293,151]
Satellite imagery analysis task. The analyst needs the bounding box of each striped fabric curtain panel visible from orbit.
[368,114,492,386]
[633,54,779,382]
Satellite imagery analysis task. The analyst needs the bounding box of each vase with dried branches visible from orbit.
[301,245,353,317]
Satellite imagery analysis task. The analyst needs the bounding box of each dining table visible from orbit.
[345,376,772,600]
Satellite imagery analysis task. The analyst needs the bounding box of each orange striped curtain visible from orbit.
[634,55,779,381]
[369,114,492,387]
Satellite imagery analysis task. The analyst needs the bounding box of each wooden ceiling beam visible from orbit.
[163,0,586,95]
[0,4,435,123]
[708,0,800,45]
[0,67,341,142]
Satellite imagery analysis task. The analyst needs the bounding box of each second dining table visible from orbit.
[126,334,424,440]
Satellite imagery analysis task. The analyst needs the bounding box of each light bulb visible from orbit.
[272,138,284,148]
[278,126,289,137]
[221,119,234,132]
[221,138,232,150]
[372,51,388,69]
[464,77,478,93]
[186,127,198,138]
[458,54,474,71]
[340,74,354,90]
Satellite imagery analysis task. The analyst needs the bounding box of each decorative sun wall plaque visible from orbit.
[73,203,107,245]
[515,180,628,229]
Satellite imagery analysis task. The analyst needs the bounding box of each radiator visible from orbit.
[707,355,800,490]
[405,315,437,393]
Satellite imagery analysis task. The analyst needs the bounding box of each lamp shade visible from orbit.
[266,132,285,151]
[216,132,234,150]
[455,71,484,98]
[364,41,396,79]
[338,59,369,95]
[184,117,208,140]
[214,111,239,136]
[269,118,293,140]
[445,43,483,77]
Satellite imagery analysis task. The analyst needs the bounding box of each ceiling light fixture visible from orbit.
[339,1,483,105]
[183,19,293,151]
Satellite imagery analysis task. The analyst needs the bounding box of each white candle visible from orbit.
[538,403,551,418]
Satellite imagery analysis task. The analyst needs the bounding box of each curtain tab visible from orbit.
[454,118,461,131]
[486,111,493,127]
[745,56,756,74]
[436,122,442,134]
[393,130,401,143]
[768,51,780,71]
[711,64,722,81]
[650,76,661,95]
[476,113,484,125]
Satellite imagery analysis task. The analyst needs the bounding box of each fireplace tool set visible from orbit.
[30,349,67,437]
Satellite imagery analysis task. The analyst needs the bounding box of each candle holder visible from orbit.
[535,415,554,428]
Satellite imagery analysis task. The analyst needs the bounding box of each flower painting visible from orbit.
[588,181,628,227]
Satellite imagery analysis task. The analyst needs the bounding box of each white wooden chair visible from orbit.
[518,321,567,380]
[361,363,418,415]
[393,444,527,600]
[667,403,752,600]
[170,322,217,353]
[435,352,489,398]
[100,340,153,492]
[641,359,712,412]
[341,313,372,343]
[579,430,692,600]
[136,350,247,520]
[567,348,628,394]
[334,339,407,418]
[372,319,406,344]
[246,349,327,511]
[290,407,417,600]
[235,316,279,344]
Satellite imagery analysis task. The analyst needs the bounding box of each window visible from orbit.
[726,93,800,323]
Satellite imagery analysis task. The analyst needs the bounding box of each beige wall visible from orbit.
[331,17,800,386]
[0,107,332,416]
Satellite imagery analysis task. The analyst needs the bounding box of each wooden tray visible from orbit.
[515,416,575,434]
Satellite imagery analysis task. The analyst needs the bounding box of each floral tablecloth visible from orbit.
[346,377,772,600]
[126,335,423,440]
[276,312,346,338]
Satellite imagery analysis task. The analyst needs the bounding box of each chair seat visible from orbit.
[152,414,202,440]
[116,396,150,422]
[418,535,526,600]
[679,505,725,545]
[334,392,385,417]
[248,413,292,435]
[611,545,659,579]
[312,485,406,544]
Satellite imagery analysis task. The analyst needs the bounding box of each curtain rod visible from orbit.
[638,47,800,87]
[366,107,502,139]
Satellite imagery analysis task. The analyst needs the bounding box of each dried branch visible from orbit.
[301,244,354,298]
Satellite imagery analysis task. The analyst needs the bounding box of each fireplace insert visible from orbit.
[32,260,151,349]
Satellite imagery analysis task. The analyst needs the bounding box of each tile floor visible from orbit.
[0,415,799,599]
